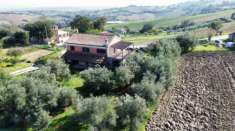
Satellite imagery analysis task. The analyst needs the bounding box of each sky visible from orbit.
[0,0,191,10]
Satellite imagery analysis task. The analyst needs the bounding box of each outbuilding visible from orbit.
[225,42,235,48]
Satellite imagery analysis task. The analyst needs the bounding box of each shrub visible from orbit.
[148,28,162,35]
[3,36,16,48]
[6,48,23,57]
[3,31,29,48]
[176,34,198,54]
[0,30,10,39]
[13,31,29,46]
[0,70,10,84]
[231,12,235,20]
[139,24,154,33]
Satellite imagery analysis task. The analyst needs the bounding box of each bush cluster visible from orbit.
[0,61,76,130]
[3,31,29,48]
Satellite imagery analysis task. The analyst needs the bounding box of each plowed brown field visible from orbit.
[146,52,235,131]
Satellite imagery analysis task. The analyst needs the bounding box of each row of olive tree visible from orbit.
[76,39,182,130]
[75,95,147,131]
[0,61,76,130]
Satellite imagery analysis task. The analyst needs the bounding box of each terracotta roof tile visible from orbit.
[66,34,113,47]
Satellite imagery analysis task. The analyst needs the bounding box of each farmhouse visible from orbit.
[63,33,133,68]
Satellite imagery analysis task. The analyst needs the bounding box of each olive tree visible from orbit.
[176,34,198,54]
[46,60,71,82]
[116,95,147,131]
[0,68,76,130]
[132,73,163,103]
[114,66,135,88]
[208,21,222,35]
[80,67,114,93]
[148,39,181,58]
[76,96,117,131]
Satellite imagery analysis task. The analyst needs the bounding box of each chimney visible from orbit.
[105,39,109,45]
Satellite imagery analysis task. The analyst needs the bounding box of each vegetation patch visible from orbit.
[124,33,178,45]
[62,74,84,89]
[192,44,227,52]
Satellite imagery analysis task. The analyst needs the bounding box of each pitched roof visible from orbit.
[111,41,132,50]
[66,34,114,47]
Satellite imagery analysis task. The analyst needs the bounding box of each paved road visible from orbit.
[10,66,39,76]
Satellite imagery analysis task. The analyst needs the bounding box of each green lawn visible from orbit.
[124,33,179,45]
[0,46,57,73]
[1,62,31,73]
[62,74,84,89]
[192,44,227,52]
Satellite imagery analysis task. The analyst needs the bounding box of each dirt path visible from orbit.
[146,52,235,131]
[21,49,52,62]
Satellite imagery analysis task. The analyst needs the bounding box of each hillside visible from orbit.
[66,0,235,21]
[105,9,235,31]
[0,13,41,26]
[3,0,235,23]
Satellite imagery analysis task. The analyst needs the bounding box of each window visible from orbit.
[82,47,90,53]
[70,46,75,51]
[97,49,106,54]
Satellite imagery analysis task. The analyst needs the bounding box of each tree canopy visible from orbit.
[0,66,76,130]
[139,24,154,33]
[208,21,222,34]
[3,31,29,48]
[231,12,235,20]
[70,15,92,33]
[93,17,107,31]
[176,34,198,54]
[24,20,54,42]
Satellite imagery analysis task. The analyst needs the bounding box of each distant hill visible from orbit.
[1,0,235,25]
[105,9,235,31]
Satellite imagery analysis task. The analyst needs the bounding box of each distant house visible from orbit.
[229,32,235,40]
[52,25,70,46]
[225,42,235,48]
[63,34,133,69]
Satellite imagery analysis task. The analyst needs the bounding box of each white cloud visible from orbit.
[0,0,190,9]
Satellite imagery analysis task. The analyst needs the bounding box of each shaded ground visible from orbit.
[146,52,235,131]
